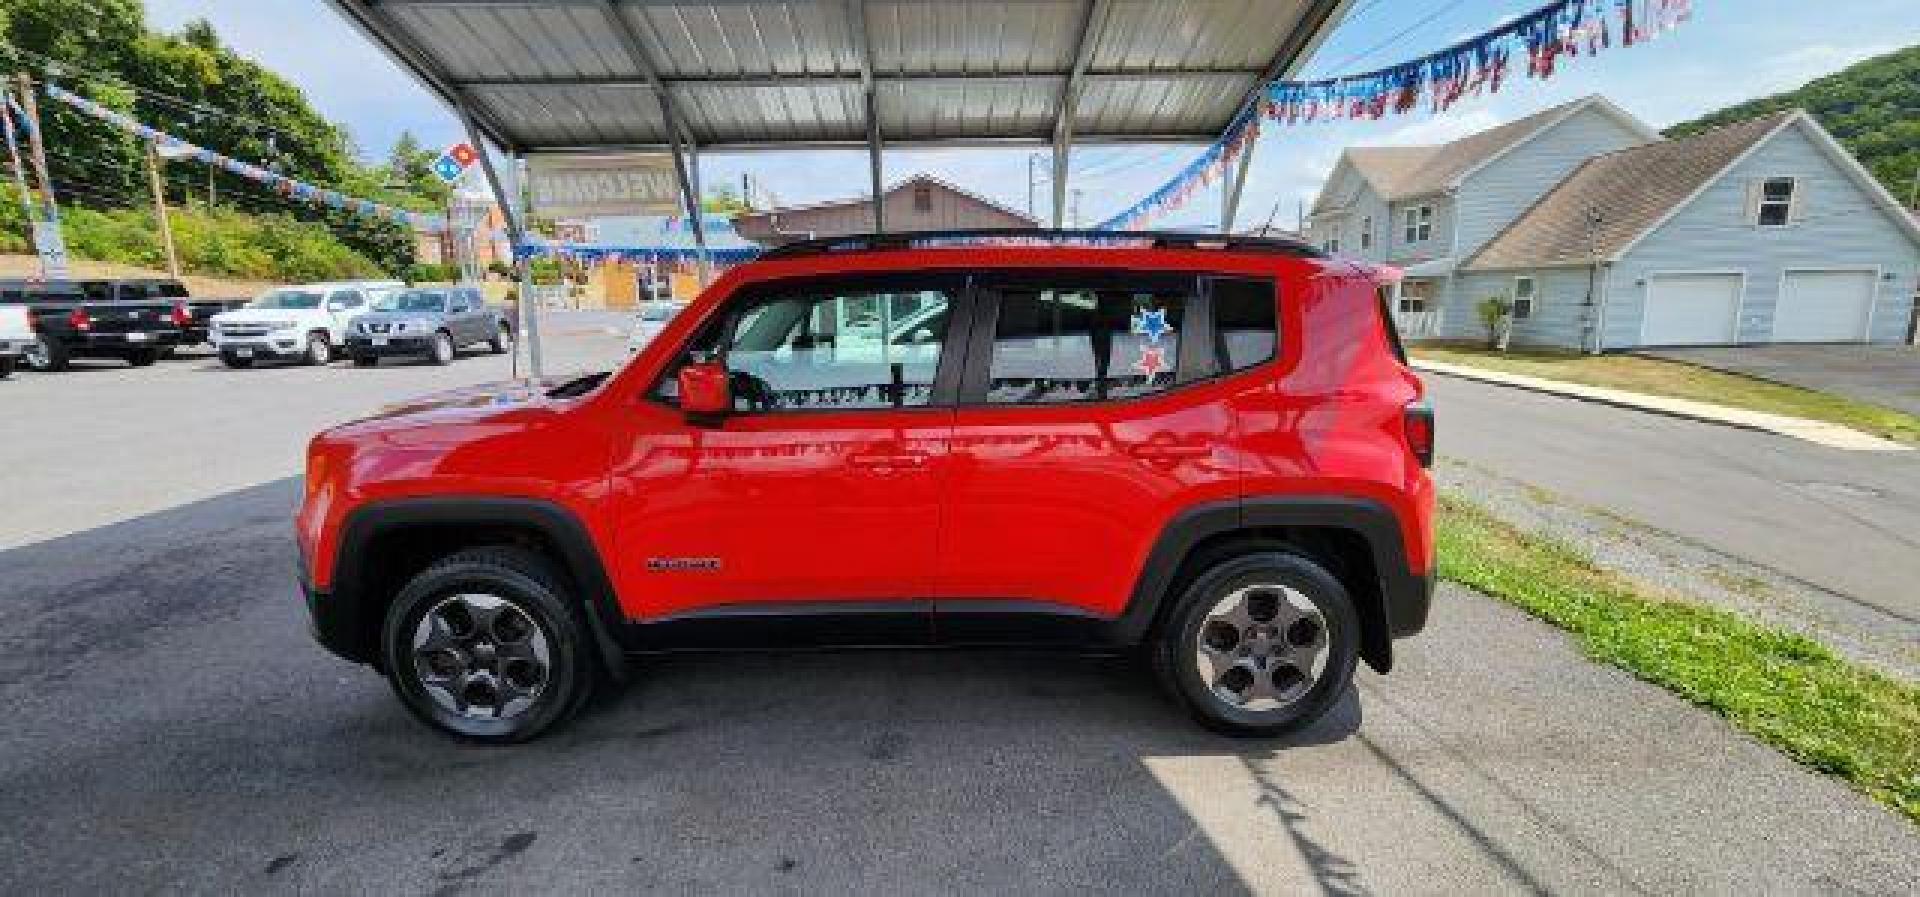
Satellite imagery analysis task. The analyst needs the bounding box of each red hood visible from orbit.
[368,377,569,420]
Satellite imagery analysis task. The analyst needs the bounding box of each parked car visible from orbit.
[0,278,186,371]
[341,285,512,366]
[81,277,247,350]
[0,303,32,378]
[297,230,1436,743]
[209,280,400,368]
[624,300,685,353]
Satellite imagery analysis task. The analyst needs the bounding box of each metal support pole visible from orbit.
[1221,136,1257,234]
[866,91,885,234]
[663,126,703,291]
[685,135,711,284]
[1051,139,1070,229]
[453,99,541,381]
[145,140,180,277]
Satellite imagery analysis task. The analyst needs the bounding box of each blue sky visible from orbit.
[146,0,1918,231]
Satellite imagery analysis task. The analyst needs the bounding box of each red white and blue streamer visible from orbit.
[1096,0,1694,231]
[44,83,448,232]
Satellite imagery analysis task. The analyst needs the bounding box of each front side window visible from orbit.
[328,290,365,310]
[719,288,950,411]
[250,290,323,310]
[1512,276,1537,319]
[1757,177,1795,226]
[985,287,1187,404]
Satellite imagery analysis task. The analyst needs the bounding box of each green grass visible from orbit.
[1437,493,1920,824]
[1414,345,1920,446]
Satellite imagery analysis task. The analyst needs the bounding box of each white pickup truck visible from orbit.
[209,280,400,367]
[0,304,30,378]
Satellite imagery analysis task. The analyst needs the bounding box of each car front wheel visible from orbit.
[304,332,332,365]
[23,338,67,372]
[488,324,512,354]
[1154,551,1359,736]
[381,547,597,743]
[429,331,454,365]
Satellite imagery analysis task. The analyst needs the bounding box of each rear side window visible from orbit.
[985,287,1187,404]
[1208,278,1277,372]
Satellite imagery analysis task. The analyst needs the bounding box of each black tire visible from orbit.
[1153,551,1360,737]
[24,338,69,372]
[125,348,159,367]
[429,330,454,365]
[488,323,512,354]
[0,355,13,379]
[304,331,332,366]
[220,351,254,369]
[380,547,598,743]
[351,353,378,367]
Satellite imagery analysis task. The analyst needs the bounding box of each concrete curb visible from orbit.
[1411,359,1911,452]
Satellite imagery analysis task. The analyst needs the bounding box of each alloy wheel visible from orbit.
[1193,583,1329,711]
[410,593,551,720]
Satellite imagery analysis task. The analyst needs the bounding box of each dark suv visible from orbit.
[298,231,1435,743]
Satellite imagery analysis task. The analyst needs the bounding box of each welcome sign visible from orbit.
[526,154,681,218]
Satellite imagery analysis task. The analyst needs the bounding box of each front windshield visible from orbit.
[250,290,323,310]
[373,290,447,313]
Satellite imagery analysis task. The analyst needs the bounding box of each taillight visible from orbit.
[1404,401,1434,468]
[171,302,193,328]
[68,308,91,331]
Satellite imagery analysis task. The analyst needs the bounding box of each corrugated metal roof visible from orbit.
[326,0,1351,151]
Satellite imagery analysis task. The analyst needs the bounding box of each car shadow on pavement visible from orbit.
[0,475,1379,894]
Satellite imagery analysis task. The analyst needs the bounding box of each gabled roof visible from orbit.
[1312,95,1658,214]
[739,173,1038,225]
[1462,109,1920,271]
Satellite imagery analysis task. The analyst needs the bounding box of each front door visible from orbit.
[607,277,963,626]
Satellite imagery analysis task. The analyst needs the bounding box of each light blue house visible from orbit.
[1307,97,1920,348]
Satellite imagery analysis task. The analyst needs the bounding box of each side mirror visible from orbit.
[678,360,731,420]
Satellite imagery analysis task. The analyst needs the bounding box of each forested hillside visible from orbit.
[0,0,451,278]
[1666,45,1918,204]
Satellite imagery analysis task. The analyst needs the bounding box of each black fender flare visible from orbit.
[1109,495,1431,673]
[324,496,629,680]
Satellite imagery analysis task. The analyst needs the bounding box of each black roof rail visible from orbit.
[757,228,1326,261]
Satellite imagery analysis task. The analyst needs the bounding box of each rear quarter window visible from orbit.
[1207,278,1278,372]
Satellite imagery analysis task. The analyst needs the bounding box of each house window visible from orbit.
[1398,281,1431,314]
[1756,177,1795,227]
[1360,216,1373,250]
[1327,227,1342,254]
[1404,205,1432,243]
[912,185,933,213]
[1512,276,1537,319]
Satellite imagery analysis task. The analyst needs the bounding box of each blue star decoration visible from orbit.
[1133,307,1173,344]
[432,154,464,182]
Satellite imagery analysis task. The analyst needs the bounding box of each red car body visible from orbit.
[298,236,1432,683]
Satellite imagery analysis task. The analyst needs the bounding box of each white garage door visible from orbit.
[1643,274,1740,346]
[1776,270,1875,342]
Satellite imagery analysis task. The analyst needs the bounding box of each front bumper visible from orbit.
[344,335,433,356]
[0,338,24,357]
[297,552,374,666]
[213,335,305,359]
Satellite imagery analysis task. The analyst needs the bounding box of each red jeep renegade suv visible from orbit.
[297,231,1434,743]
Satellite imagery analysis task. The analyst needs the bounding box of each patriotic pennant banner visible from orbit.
[1096,0,1694,231]
[513,238,761,266]
[44,83,449,232]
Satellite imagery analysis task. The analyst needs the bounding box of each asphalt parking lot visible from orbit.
[3,312,1916,893]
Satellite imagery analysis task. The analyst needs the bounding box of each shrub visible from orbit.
[1476,296,1514,350]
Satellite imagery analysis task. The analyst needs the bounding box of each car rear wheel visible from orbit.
[429,331,454,365]
[0,355,14,379]
[381,547,597,743]
[351,353,378,367]
[1154,551,1358,736]
[24,339,68,372]
[124,348,159,367]
[488,324,512,354]
[304,332,332,365]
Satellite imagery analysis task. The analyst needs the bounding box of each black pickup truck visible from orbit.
[0,278,187,371]
[80,278,248,349]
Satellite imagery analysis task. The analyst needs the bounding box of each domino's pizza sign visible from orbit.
[433,142,480,183]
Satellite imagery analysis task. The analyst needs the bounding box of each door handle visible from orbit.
[1126,441,1209,461]
[849,450,930,469]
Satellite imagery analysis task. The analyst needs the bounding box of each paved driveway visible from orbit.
[1643,344,1920,416]
[2,313,1916,893]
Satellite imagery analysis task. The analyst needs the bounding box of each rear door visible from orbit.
[935,273,1279,626]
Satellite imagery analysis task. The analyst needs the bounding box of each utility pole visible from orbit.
[15,72,68,279]
[1027,153,1040,218]
[145,140,181,277]
[1070,188,1083,228]
[1582,204,1605,354]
